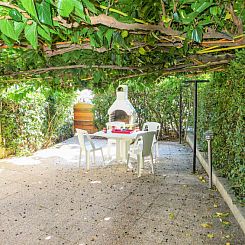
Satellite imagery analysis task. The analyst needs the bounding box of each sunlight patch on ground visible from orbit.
[26,143,80,165]
[1,157,41,166]
[0,138,112,167]
[34,145,78,160]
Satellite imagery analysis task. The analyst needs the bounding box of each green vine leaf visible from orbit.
[121,30,128,38]
[0,34,13,46]
[139,47,146,55]
[37,1,53,26]
[82,0,97,14]
[57,0,75,17]
[25,23,38,49]
[192,26,203,43]
[0,19,18,41]
[20,0,39,20]
[178,10,193,25]
[9,9,22,22]
[38,25,52,43]
[198,17,213,26]
[225,12,232,20]
[162,15,172,24]
[105,29,114,48]
[96,28,105,45]
[210,6,218,16]
[74,0,85,20]
[89,33,101,47]
[192,2,213,13]
[14,22,26,38]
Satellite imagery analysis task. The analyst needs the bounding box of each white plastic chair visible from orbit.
[76,129,105,170]
[142,122,161,158]
[106,121,126,160]
[127,131,155,177]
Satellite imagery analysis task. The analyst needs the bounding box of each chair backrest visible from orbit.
[106,121,126,130]
[76,128,95,150]
[142,122,161,139]
[142,131,155,157]
[133,131,155,157]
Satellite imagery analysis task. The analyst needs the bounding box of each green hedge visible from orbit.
[0,84,76,156]
[197,50,245,202]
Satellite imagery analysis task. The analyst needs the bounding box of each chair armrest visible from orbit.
[130,134,143,154]
[84,134,96,149]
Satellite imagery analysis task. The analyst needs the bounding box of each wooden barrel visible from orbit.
[74,103,97,133]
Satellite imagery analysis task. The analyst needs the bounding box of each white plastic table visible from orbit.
[93,130,146,163]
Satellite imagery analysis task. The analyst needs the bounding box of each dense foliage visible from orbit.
[0,0,243,48]
[0,0,244,83]
[197,50,245,202]
[0,83,76,156]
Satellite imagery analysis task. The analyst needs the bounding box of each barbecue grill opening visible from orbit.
[118,86,124,92]
[111,110,130,123]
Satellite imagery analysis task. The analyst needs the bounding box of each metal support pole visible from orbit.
[207,139,213,188]
[184,80,209,174]
[193,81,198,173]
[179,85,182,144]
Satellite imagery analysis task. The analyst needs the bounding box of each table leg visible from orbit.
[121,139,130,162]
[116,139,121,161]
[115,139,131,163]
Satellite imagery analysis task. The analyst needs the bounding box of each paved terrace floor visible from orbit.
[0,137,244,245]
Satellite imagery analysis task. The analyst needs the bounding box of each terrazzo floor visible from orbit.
[0,137,244,245]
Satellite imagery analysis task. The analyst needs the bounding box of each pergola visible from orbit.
[0,0,244,227]
[0,0,244,87]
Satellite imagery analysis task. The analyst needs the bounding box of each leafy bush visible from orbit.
[0,83,76,156]
[197,50,245,202]
[42,88,76,147]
